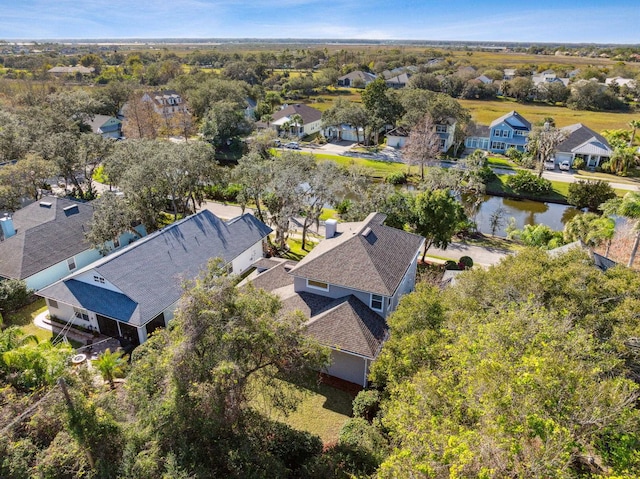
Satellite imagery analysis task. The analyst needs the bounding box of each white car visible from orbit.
[544,160,556,170]
[559,160,571,171]
[285,141,301,149]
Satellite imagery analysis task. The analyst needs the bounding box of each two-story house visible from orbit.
[465,111,531,154]
[141,90,188,119]
[244,213,425,386]
[38,210,272,346]
[0,197,144,291]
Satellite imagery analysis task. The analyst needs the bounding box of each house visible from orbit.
[244,97,258,120]
[474,75,493,85]
[386,126,409,149]
[464,124,491,151]
[48,65,95,77]
[605,77,637,89]
[549,240,617,271]
[487,111,531,154]
[270,104,322,138]
[322,123,364,143]
[243,213,424,386]
[385,73,411,89]
[87,115,122,139]
[387,119,455,152]
[0,196,143,291]
[38,210,272,346]
[141,90,188,118]
[554,123,612,169]
[337,71,377,88]
[503,68,517,80]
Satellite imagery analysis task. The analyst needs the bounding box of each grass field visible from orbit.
[4,299,53,343]
[308,152,405,178]
[251,376,353,444]
[459,98,638,132]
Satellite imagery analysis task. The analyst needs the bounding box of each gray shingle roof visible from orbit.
[490,110,531,130]
[248,262,388,359]
[557,123,611,155]
[288,213,424,296]
[39,211,272,327]
[272,104,322,125]
[0,197,94,280]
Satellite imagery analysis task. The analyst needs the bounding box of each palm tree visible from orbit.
[628,119,640,146]
[290,113,304,138]
[563,212,615,254]
[260,114,273,128]
[94,348,126,389]
[610,146,637,176]
[602,192,640,267]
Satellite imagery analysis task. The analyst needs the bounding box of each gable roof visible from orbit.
[338,71,377,83]
[0,197,94,281]
[87,115,121,135]
[490,111,531,130]
[557,123,611,155]
[271,103,322,125]
[39,211,272,327]
[248,263,388,359]
[288,213,424,296]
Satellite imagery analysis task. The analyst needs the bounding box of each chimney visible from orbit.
[0,214,16,239]
[325,219,337,239]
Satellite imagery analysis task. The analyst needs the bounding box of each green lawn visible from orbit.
[251,377,353,444]
[307,152,405,178]
[4,298,53,343]
[487,174,569,203]
[487,156,517,169]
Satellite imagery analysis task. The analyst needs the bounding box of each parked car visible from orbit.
[559,160,571,171]
[285,141,300,149]
[544,160,556,170]
[272,139,281,147]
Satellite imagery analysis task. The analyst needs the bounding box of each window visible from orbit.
[435,124,448,133]
[307,279,329,291]
[439,139,446,149]
[502,130,510,137]
[493,129,501,137]
[49,299,58,309]
[370,294,383,312]
[491,141,506,151]
[113,237,120,248]
[74,307,89,321]
[67,257,76,271]
[93,275,105,284]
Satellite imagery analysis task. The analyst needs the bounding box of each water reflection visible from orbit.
[474,195,580,237]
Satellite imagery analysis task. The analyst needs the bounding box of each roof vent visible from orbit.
[39,201,52,208]
[63,205,78,213]
[361,227,372,237]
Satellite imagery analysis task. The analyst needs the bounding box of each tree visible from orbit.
[526,124,568,177]
[85,193,142,254]
[503,76,534,101]
[489,206,507,236]
[403,113,441,179]
[564,212,615,252]
[122,93,163,139]
[0,279,33,315]
[567,180,616,211]
[601,191,640,267]
[410,189,466,261]
[94,348,127,389]
[628,119,640,146]
[509,223,564,249]
[200,101,252,147]
[506,170,552,195]
[375,249,640,478]
[361,78,404,144]
[610,145,637,176]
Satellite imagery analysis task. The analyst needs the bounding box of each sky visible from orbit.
[0,0,638,44]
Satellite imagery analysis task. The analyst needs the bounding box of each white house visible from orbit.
[38,211,272,346]
[0,197,144,291]
[271,104,323,138]
[554,123,613,169]
[244,213,424,386]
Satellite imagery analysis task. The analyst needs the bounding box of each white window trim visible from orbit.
[370,294,384,312]
[307,279,329,291]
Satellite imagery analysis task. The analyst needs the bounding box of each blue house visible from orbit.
[465,111,531,154]
[488,111,531,154]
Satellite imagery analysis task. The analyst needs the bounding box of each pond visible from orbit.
[471,195,581,237]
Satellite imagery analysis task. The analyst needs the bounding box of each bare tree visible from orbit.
[527,123,568,177]
[122,93,162,139]
[403,113,441,180]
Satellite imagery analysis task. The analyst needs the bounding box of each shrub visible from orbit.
[567,180,616,211]
[506,170,552,195]
[599,161,612,173]
[572,157,586,170]
[0,279,33,314]
[458,256,474,270]
[335,199,352,215]
[385,171,407,185]
[352,390,380,421]
[204,183,242,202]
[444,260,459,270]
